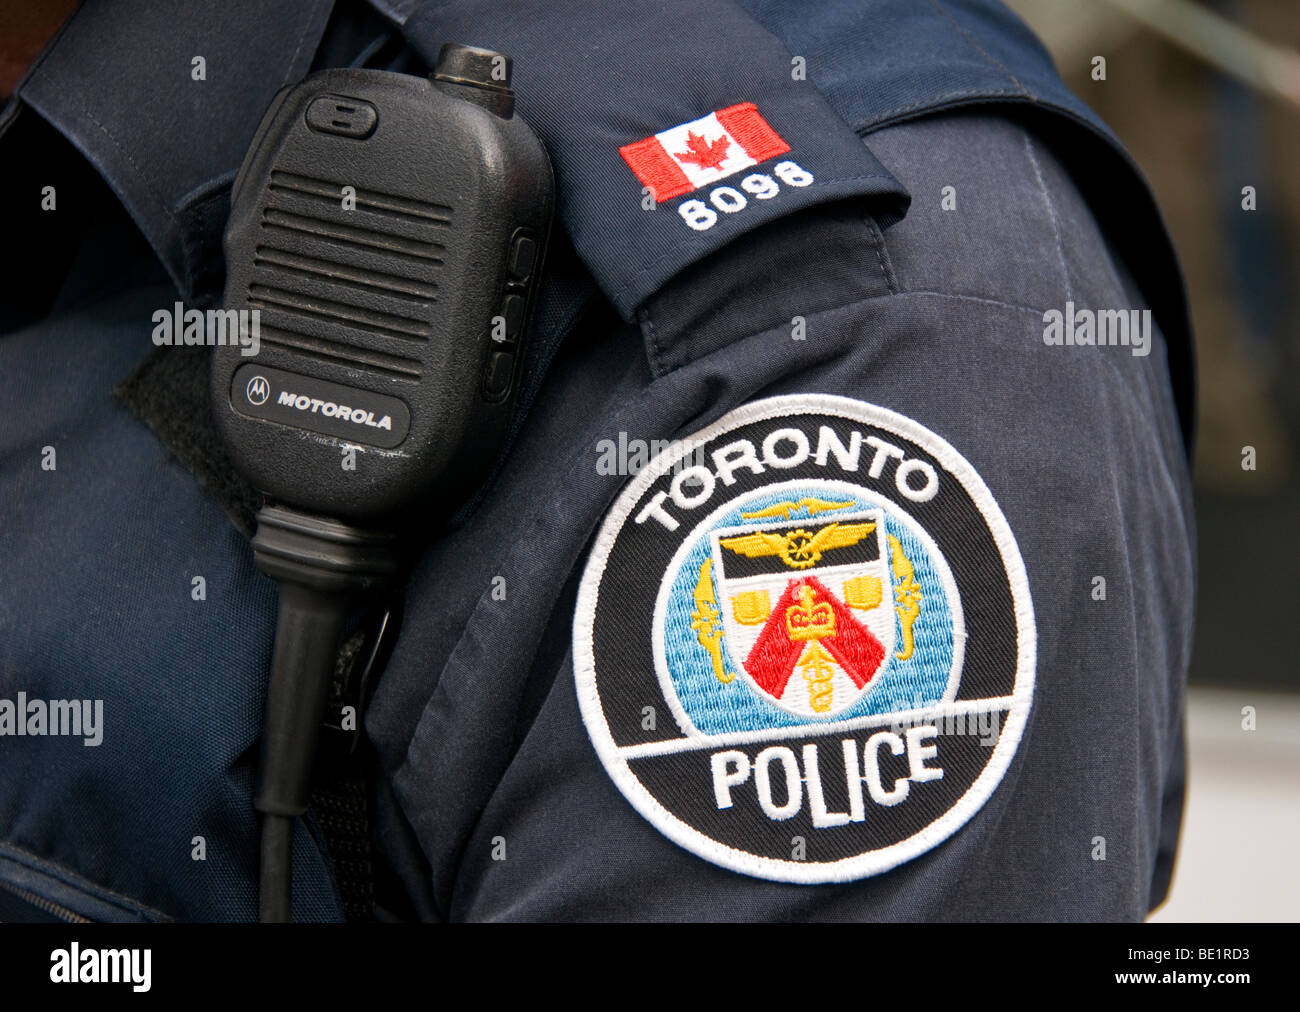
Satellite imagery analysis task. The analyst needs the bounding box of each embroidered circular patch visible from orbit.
[574,395,1035,883]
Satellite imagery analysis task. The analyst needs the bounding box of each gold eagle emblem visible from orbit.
[719,522,876,570]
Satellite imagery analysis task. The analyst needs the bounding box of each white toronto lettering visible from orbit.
[864,435,904,478]
[670,465,715,510]
[634,490,679,531]
[815,426,862,471]
[895,458,938,502]
[633,422,940,528]
[761,428,810,469]
[711,439,765,486]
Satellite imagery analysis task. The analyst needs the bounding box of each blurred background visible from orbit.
[1009,0,1298,922]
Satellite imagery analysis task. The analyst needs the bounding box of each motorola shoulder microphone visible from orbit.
[215,44,552,521]
[210,44,554,921]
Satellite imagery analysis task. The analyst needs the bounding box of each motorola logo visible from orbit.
[230,363,411,449]
[246,375,271,405]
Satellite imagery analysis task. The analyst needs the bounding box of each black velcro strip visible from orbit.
[114,345,263,536]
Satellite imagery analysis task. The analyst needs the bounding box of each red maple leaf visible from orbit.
[673,131,731,171]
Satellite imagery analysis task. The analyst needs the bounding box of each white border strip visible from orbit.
[620,696,1014,759]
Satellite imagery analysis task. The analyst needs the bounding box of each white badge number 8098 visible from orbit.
[677,161,814,231]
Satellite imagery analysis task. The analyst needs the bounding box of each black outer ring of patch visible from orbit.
[580,401,1030,874]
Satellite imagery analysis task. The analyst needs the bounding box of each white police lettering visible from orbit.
[274,388,392,430]
[709,728,946,825]
[677,162,815,232]
[635,421,939,530]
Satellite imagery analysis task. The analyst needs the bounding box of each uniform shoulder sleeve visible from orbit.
[401,0,909,318]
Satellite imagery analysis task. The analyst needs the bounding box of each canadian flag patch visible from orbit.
[619,103,791,202]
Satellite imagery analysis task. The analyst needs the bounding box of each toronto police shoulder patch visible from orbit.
[573,395,1035,883]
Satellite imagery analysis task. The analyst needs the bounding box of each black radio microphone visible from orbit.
[210,44,554,922]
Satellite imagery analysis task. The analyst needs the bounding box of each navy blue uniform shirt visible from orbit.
[0,0,1193,921]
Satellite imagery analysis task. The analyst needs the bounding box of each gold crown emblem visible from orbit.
[785,584,835,641]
